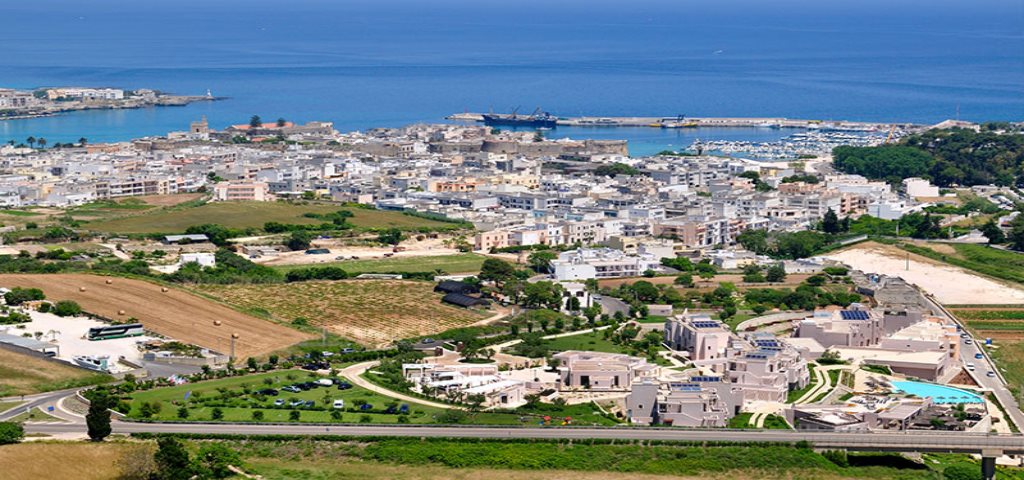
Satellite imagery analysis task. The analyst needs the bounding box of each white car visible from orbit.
[316,378,334,387]
[966,363,976,371]
[987,371,996,378]
[332,399,345,409]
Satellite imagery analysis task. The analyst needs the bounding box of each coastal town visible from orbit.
[0,86,216,121]
[0,108,1023,479]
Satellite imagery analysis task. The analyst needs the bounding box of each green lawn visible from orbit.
[125,369,613,426]
[85,201,454,234]
[539,331,671,366]
[5,407,66,423]
[0,209,42,217]
[727,413,790,429]
[273,253,486,275]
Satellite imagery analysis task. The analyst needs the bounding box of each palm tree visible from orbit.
[26,136,35,148]
[37,138,47,149]
[78,137,88,146]
[276,117,287,127]
[249,115,262,129]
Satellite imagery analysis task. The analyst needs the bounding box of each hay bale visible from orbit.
[79,286,86,292]
[105,279,113,285]
[161,287,169,293]
[214,320,222,326]
[118,310,126,316]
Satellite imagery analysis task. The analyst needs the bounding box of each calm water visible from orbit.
[1,0,1022,152]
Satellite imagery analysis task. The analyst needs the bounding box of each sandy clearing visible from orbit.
[825,243,1024,305]
[0,274,312,359]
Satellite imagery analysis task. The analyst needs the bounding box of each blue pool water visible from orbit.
[891,381,983,404]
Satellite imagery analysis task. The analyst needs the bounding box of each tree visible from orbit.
[251,410,264,421]
[527,250,557,273]
[195,443,242,479]
[980,219,1006,244]
[153,437,193,480]
[742,264,765,283]
[177,406,189,419]
[821,208,840,235]
[26,136,35,148]
[78,137,88,146]
[523,281,563,309]
[377,228,403,246]
[249,115,262,128]
[86,392,112,441]
[276,117,287,127]
[0,422,23,444]
[289,410,301,421]
[286,231,314,251]
[674,273,694,287]
[594,162,640,178]
[37,138,46,149]
[211,407,224,420]
[766,263,787,283]
[479,258,516,284]
[1009,214,1024,252]
[582,306,601,325]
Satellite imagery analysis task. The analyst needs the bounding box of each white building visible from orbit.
[550,247,661,281]
[903,178,939,198]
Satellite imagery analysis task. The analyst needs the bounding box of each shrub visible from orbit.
[4,287,44,305]
[0,421,24,444]
[52,300,83,317]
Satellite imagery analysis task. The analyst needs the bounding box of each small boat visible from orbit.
[73,355,111,372]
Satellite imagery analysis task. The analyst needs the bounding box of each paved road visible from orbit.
[0,387,83,422]
[597,296,630,317]
[22,422,1024,454]
[338,361,457,410]
[924,294,1024,430]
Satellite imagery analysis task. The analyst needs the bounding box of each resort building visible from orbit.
[552,350,658,391]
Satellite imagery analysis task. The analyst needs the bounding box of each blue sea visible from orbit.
[1,0,1022,156]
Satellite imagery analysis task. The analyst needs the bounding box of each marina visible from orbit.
[449,112,915,132]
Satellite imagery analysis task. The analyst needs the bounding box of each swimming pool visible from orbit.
[891,381,983,404]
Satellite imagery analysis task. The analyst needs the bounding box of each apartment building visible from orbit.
[663,314,732,361]
[212,181,272,202]
[552,350,658,391]
[550,247,661,281]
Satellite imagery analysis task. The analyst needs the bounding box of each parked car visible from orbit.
[273,399,285,406]
[316,378,334,387]
[303,400,316,408]
[359,403,373,411]
[966,363,976,371]
[340,348,355,354]
[975,353,984,359]
[336,382,353,390]
[965,339,974,345]
[385,405,398,414]
[332,400,345,409]
[399,404,409,414]
[258,388,279,396]
[987,371,997,378]
[289,400,305,407]
[282,386,301,393]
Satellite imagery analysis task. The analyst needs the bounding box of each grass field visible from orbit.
[3,440,992,480]
[0,347,111,397]
[195,280,486,347]
[0,273,311,359]
[273,254,486,275]
[86,201,453,234]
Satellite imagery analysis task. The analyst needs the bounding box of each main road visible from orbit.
[22,421,1024,455]
[922,293,1024,430]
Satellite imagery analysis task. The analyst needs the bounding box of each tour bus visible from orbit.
[87,323,145,341]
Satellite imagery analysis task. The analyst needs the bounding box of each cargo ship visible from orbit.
[482,108,558,128]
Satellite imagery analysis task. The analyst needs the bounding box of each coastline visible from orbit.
[0,95,224,122]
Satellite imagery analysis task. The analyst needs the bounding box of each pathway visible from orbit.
[339,361,463,411]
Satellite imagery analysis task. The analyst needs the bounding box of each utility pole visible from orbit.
[906,252,909,271]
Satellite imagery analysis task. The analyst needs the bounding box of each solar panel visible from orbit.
[693,320,722,329]
[690,376,721,382]
[840,310,870,321]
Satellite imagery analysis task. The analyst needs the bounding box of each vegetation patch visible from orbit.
[0,347,111,397]
[195,280,485,347]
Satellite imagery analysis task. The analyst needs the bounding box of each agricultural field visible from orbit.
[272,253,486,275]
[0,347,111,397]
[0,274,311,359]
[85,201,454,234]
[195,280,486,347]
[0,442,146,480]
